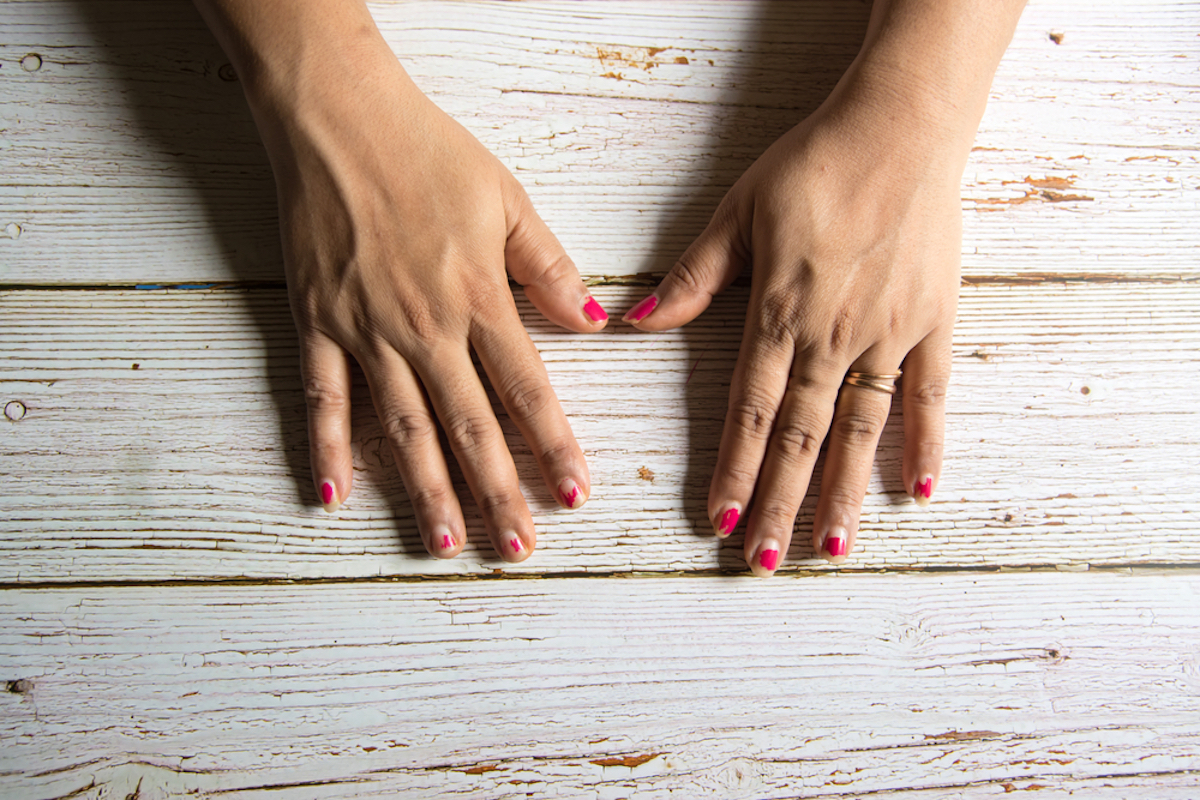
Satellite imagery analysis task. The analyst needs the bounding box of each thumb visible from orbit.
[504,181,607,333]
[624,197,748,331]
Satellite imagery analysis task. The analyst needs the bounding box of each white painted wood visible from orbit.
[2,574,1198,799]
[0,1,1197,283]
[2,282,1198,581]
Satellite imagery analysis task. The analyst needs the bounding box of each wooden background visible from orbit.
[2,1,1198,797]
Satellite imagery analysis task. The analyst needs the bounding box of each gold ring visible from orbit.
[843,371,902,396]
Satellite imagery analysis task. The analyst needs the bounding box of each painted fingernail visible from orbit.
[914,476,934,508]
[714,506,740,538]
[823,526,849,563]
[500,530,525,560]
[320,480,340,513]
[753,538,782,577]
[558,478,585,509]
[433,525,458,558]
[583,296,608,323]
[622,294,658,323]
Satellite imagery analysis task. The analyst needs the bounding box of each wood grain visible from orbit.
[1,1,1197,283]
[3,281,1197,582]
[2,573,1198,798]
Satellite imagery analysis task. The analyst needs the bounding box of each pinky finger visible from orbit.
[901,329,952,508]
[299,333,355,513]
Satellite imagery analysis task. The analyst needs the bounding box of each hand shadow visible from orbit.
[71,1,423,552]
[646,1,908,570]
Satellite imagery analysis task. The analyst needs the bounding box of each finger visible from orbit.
[473,315,589,511]
[902,328,952,508]
[299,332,354,514]
[707,301,803,545]
[740,358,841,576]
[412,343,535,562]
[360,347,465,560]
[503,179,608,332]
[811,361,901,565]
[624,197,747,331]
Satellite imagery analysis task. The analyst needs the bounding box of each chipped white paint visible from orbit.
[0,1,1197,282]
[2,1,1199,798]
[2,575,1199,798]
[1,282,1199,581]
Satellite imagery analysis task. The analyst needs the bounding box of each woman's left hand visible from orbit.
[624,64,975,574]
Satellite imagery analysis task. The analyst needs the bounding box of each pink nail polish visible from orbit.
[558,479,584,509]
[583,296,608,322]
[825,537,847,558]
[442,534,455,550]
[623,295,658,323]
[758,549,780,571]
[320,481,335,505]
[510,538,522,553]
[917,477,933,499]
[716,507,740,537]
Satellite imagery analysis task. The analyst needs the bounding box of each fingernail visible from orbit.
[558,478,585,509]
[714,506,740,538]
[622,294,658,323]
[434,525,458,558]
[500,530,525,560]
[823,526,849,563]
[320,480,340,513]
[752,538,782,577]
[914,476,934,508]
[583,296,608,323]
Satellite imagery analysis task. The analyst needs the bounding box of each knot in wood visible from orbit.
[20,53,42,72]
[218,63,238,82]
[4,400,26,421]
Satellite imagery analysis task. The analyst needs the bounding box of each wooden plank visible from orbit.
[2,281,1198,582]
[1,1,1197,283]
[2,573,1198,798]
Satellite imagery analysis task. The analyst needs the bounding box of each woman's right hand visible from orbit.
[207,3,607,561]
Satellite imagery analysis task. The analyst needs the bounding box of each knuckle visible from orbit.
[502,373,555,421]
[538,437,577,468]
[831,408,885,444]
[666,256,708,297]
[444,411,496,455]
[771,418,824,464]
[303,376,349,414]
[407,484,454,513]
[728,393,779,440]
[827,309,856,353]
[905,378,949,409]
[379,407,436,449]
[754,292,801,349]
[755,499,800,530]
[477,488,518,516]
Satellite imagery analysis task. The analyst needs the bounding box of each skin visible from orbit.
[626,0,1027,574]
[193,0,606,562]
[194,0,1025,573]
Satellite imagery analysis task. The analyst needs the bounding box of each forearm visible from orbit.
[837,0,1026,156]
[192,0,409,130]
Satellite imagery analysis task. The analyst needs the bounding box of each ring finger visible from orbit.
[811,359,903,564]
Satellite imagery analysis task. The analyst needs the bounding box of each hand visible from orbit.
[625,68,971,574]
[256,42,607,561]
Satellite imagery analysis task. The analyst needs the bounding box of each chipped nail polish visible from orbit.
[558,478,584,509]
[623,295,658,323]
[583,296,608,322]
[915,476,934,508]
[823,526,849,561]
[500,531,524,558]
[715,506,740,538]
[320,480,339,513]
[758,548,780,572]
